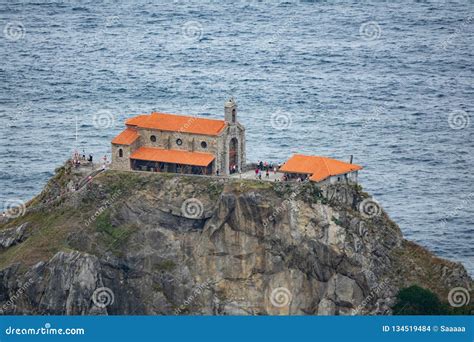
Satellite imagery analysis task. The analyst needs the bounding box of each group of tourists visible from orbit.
[72,149,93,168]
[229,164,239,174]
[254,160,279,180]
[253,161,309,182]
[71,150,109,170]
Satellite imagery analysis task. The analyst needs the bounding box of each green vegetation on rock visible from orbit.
[393,285,446,315]
[95,210,137,256]
[153,260,176,272]
[0,166,471,315]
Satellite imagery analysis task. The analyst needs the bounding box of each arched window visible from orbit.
[118,149,123,157]
[201,141,207,149]
[232,109,236,123]
[150,135,156,142]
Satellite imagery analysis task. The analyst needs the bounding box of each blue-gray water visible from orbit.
[1,1,473,275]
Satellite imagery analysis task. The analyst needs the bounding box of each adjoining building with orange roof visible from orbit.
[279,154,362,184]
[111,98,245,175]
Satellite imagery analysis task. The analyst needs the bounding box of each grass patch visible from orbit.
[237,180,273,191]
[94,210,137,256]
[274,182,295,197]
[0,210,73,270]
[95,211,114,234]
[157,172,178,179]
[153,260,176,272]
[331,216,342,226]
[97,171,149,196]
[153,284,163,292]
[207,182,224,200]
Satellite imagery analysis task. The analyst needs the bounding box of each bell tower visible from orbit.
[224,97,237,124]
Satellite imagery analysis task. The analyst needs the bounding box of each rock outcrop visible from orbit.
[0,223,29,250]
[0,167,471,315]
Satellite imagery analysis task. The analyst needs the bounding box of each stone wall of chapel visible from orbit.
[112,118,246,176]
[138,128,220,155]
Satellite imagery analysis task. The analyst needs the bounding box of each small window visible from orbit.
[201,141,207,148]
[150,135,156,142]
[118,149,123,157]
[176,138,182,146]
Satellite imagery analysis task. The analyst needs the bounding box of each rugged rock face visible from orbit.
[0,223,29,250]
[0,167,472,315]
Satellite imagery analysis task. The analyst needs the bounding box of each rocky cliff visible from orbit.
[0,164,471,315]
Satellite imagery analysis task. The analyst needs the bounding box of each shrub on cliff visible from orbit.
[393,285,447,315]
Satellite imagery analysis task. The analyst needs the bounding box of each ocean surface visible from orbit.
[0,1,473,275]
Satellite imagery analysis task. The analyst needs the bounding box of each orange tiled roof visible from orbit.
[130,147,215,167]
[111,128,139,145]
[279,154,362,182]
[126,112,227,136]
